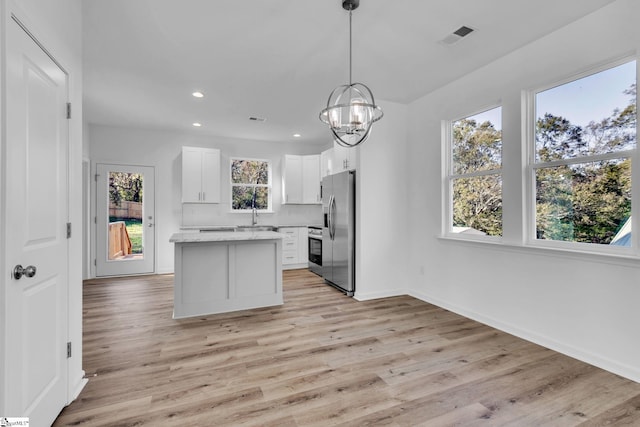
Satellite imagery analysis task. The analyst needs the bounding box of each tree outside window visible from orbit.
[449,107,503,237]
[231,158,271,211]
[533,60,636,245]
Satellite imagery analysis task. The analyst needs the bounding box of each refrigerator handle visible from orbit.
[328,195,333,240]
[330,195,337,240]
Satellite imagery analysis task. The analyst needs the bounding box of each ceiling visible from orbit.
[82,0,615,145]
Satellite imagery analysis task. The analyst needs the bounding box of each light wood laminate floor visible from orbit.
[54,270,640,426]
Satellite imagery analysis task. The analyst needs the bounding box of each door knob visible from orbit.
[13,264,37,280]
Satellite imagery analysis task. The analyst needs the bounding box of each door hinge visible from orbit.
[66,222,72,239]
[94,173,99,182]
[94,259,97,266]
[67,342,72,358]
[94,216,97,224]
[66,102,72,119]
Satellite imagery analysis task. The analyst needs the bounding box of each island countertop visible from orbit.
[169,230,284,243]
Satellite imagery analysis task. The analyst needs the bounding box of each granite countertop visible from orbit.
[170,230,285,243]
[180,224,321,230]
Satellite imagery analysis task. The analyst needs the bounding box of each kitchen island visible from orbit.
[169,230,284,319]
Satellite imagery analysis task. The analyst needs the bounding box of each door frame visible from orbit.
[92,161,156,277]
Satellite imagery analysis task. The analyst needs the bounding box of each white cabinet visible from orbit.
[302,155,321,204]
[282,154,303,204]
[282,154,321,204]
[320,143,358,178]
[172,236,283,318]
[320,149,331,178]
[277,226,308,269]
[182,146,220,203]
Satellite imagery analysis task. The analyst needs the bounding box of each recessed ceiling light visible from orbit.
[192,91,204,98]
[293,134,301,138]
[192,122,202,127]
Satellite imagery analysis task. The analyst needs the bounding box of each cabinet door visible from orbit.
[279,227,299,265]
[320,148,332,178]
[298,227,309,263]
[182,147,220,203]
[201,149,221,203]
[283,155,303,204]
[334,143,358,171]
[182,147,203,203]
[302,155,321,204]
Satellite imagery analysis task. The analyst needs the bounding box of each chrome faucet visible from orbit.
[252,206,258,226]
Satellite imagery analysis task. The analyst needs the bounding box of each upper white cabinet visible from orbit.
[302,155,321,203]
[282,154,321,204]
[182,146,221,203]
[282,154,303,204]
[320,143,358,178]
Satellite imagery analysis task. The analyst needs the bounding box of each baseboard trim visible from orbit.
[68,373,88,405]
[408,289,640,384]
[354,288,407,301]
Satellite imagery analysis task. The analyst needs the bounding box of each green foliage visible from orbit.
[109,172,143,206]
[453,175,502,236]
[452,82,635,244]
[231,159,269,184]
[534,83,635,244]
[453,119,502,173]
[536,114,584,161]
[232,186,269,210]
[452,117,503,236]
[231,159,270,210]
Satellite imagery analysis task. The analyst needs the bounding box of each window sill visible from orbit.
[437,235,640,268]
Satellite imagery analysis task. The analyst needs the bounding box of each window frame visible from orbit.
[524,57,638,255]
[229,157,273,213]
[442,105,504,242]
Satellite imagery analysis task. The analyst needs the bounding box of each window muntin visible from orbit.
[230,158,271,211]
[532,60,636,246]
[449,106,503,237]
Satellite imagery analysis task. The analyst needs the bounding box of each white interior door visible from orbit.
[3,15,69,426]
[95,164,155,276]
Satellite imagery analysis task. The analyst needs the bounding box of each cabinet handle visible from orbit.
[202,192,205,201]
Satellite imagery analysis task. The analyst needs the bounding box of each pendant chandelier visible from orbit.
[319,0,383,148]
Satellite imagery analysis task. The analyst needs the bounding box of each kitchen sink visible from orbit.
[235,225,277,232]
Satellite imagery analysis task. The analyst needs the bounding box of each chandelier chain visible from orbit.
[349,9,352,86]
[318,0,383,147]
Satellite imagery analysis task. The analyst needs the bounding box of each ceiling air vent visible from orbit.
[440,25,475,45]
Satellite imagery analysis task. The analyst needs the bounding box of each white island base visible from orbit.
[170,231,283,319]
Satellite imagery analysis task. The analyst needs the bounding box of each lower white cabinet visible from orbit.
[277,226,309,270]
[172,236,283,318]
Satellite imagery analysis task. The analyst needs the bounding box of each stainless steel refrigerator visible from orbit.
[322,170,355,296]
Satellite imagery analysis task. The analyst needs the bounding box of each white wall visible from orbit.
[0,0,85,407]
[406,0,640,382]
[355,100,411,299]
[89,124,326,275]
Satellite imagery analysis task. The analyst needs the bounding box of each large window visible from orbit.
[532,60,636,246]
[447,106,503,237]
[230,158,272,211]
